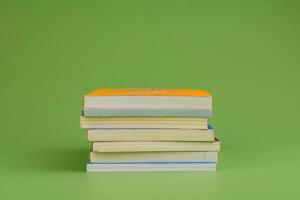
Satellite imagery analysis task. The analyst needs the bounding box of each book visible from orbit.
[86,162,216,172]
[86,125,214,142]
[89,151,218,163]
[83,108,212,117]
[92,140,220,152]
[80,116,208,129]
[83,89,212,117]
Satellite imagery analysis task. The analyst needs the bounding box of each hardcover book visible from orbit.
[86,125,214,142]
[92,140,220,152]
[89,151,218,163]
[87,162,216,172]
[82,89,212,117]
[80,116,208,129]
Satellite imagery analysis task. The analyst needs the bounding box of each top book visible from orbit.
[83,89,212,117]
[86,89,211,97]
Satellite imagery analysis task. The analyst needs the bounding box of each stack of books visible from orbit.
[80,89,220,172]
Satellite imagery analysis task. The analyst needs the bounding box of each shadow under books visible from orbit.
[33,148,88,172]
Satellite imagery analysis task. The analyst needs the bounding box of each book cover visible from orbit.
[85,88,211,97]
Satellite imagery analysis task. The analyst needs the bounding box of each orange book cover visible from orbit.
[85,89,211,97]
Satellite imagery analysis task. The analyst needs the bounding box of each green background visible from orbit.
[1,0,300,199]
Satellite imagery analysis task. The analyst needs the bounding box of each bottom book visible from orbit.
[87,162,216,172]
